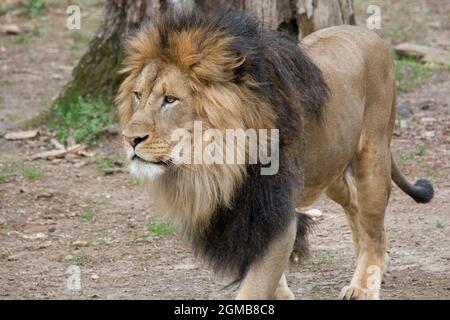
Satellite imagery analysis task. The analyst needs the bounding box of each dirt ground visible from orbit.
[0,1,449,300]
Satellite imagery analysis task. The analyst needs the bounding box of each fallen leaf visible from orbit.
[31,144,83,160]
[35,191,55,199]
[91,273,100,280]
[75,149,95,158]
[34,241,52,250]
[31,149,68,160]
[4,130,39,140]
[72,240,89,248]
[7,252,28,261]
[3,24,21,35]
[22,232,48,240]
[64,254,74,261]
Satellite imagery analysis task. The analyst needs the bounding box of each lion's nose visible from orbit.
[123,134,149,148]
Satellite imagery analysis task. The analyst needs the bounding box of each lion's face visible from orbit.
[121,62,198,180]
[116,15,277,183]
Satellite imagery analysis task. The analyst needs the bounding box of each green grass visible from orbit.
[22,165,43,181]
[0,96,4,109]
[426,170,437,179]
[394,52,434,93]
[80,209,95,220]
[26,0,46,18]
[95,157,115,171]
[11,34,29,45]
[415,145,427,157]
[71,31,91,44]
[148,219,173,237]
[400,153,413,162]
[50,96,113,145]
[75,254,91,266]
[99,236,110,246]
[0,3,7,15]
[312,253,333,267]
[386,26,411,44]
[31,27,42,38]
[130,179,140,186]
[0,163,17,182]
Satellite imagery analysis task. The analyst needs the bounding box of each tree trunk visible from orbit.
[55,0,355,108]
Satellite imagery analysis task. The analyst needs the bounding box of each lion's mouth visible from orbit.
[132,155,170,167]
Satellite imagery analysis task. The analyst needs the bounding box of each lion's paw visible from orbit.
[339,286,380,300]
[274,288,295,300]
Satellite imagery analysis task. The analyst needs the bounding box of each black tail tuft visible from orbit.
[411,179,434,204]
[292,212,314,262]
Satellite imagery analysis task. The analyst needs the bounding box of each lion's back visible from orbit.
[302,25,394,86]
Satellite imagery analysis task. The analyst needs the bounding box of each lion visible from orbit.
[116,9,434,300]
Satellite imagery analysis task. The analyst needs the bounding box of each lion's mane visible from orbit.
[117,9,328,281]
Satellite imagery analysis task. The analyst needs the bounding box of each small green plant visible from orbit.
[71,31,91,44]
[426,170,437,179]
[130,179,140,186]
[436,222,445,230]
[31,27,42,37]
[0,163,17,182]
[99,236,110,246]
[22,165,42,181]
[26,0,46,17]
[313,253,333,267]
[51,96,113,145]
[0,4,7,15]
[415,146,427,157]
[75,254,90,266]
[310,283,322,291]
[95,157,115,171]
[12,34,28,45]
[0,96,4,109]
[80,209,95,220]
[148,219,173,237]
[400,153,413,162]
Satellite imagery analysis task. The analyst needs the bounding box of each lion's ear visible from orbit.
[169,30,245,84]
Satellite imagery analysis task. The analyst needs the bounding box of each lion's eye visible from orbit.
[133,91,141,101]
[164,95,178,105]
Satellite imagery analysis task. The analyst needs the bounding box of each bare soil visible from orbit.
[0,1,449,299]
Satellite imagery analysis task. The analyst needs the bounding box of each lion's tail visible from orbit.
[391,153,434,203]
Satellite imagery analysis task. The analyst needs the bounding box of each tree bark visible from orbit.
[55,0,355,108]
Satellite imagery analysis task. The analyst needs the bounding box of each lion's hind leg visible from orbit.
[327,146,390,300]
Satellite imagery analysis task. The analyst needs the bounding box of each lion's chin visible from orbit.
[129,160,166,182]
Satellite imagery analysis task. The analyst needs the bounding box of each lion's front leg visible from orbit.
[236,220,296,300]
